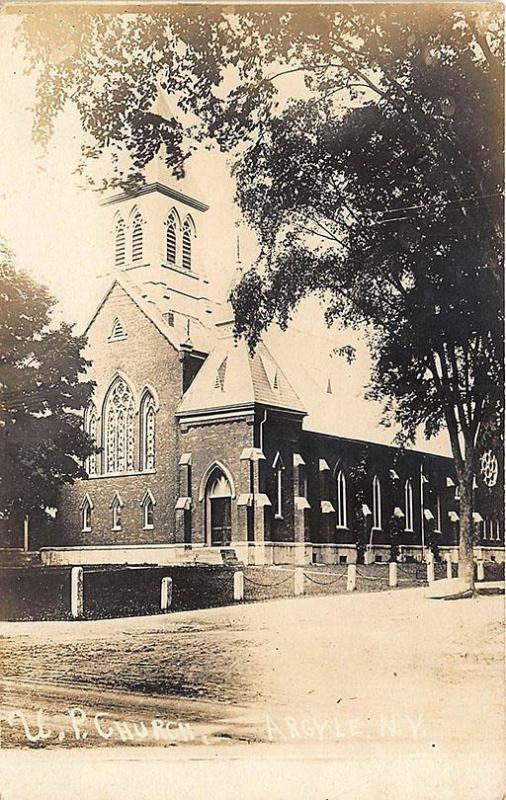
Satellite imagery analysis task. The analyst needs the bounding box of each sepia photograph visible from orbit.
[0,2,504,798]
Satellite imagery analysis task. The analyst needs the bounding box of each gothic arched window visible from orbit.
[404,479,414,531]
[115,216,126,267]
[141,490,155,530]
[166,211,178,263]
[336,469,347,528]
[84,402,97,477]
[103,377,135,474]
[372,475,382,530]
[81,494,93,532]
[140,390,156,471]
[182,220,192,270]
[272,452,284,519]
[131,212,143,263]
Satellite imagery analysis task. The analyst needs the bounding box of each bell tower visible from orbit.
[101,166,216,329]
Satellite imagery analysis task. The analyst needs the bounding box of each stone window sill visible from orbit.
[86,469,156,480]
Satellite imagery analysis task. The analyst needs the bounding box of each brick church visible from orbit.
[51,171,504,568]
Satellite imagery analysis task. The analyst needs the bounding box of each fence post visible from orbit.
[160,576,173,612]
[445,554,453,580]
[389,562,398,588]
[347,563,356,592]
[426,560,435,585]
[294,567,304,596]
[234,570,244,601]
[70,567,83,619]
[476,561,485,582]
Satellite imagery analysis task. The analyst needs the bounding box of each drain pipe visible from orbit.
[259,409,268,454]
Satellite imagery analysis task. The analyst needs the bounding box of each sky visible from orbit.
[0,9,451,456]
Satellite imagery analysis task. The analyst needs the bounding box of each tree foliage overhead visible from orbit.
[0,244,95,529]
[18,5,502,189]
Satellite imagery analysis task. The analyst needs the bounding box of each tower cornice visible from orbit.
[101,182,209,212]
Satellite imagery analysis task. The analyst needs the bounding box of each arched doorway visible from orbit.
[205,468,232,546]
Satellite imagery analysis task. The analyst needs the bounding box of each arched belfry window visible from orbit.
[131,212,143,263]
[140,390,156,471]
[336,469,347,528]
[166,210,178,264]
[84,402,97,477]
[103,377,135,474]
[115,216,126,267]
[372,475,382,530]
[404,479,414,531]
[182,219,193,270]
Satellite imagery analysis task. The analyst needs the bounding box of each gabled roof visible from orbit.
[84,274,212,355]
[176,333,306,417]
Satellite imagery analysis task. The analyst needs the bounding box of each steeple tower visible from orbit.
[101,161,217,332]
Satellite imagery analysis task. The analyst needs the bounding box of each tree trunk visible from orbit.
[458,467,475,592]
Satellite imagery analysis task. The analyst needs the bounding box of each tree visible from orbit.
[229,35,503,591]
[17,6,504,587]
[0,243,96,541]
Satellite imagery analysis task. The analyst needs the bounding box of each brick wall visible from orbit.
[58,283,184,546]
[178,416,254,544]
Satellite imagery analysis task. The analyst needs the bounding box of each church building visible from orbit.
[52,174,504,567]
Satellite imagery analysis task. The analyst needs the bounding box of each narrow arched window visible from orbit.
[435,494,442,532]
[372,475,382,530]
[81,495,93,532]
[182,220,192,269]
[111,492,124,531]
[103,377,135,474]
[115,216,126,267]
[131,212,143,263]
[273,452,284,519]
[404,479,414,531]
[140,390,156,471]
[84,403,97,476]
[141,490,155,530]
[166,212,178,263]
[336,470,347,528]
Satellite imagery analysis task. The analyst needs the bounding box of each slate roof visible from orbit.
[176,330,306,417]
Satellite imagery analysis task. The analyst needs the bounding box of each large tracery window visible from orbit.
[84,402,97,476]
[140,390,156,471]
[103,377,135,474]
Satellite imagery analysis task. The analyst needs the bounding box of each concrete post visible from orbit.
[347,563,356,592]
[160,576,173,612]
[364,548,374,565]
[389,562,398,588]
[233,570,244,601]
[476,561,485,582]
[445,554,453,580]
[294,567,304,596]
[70,567,83,619]
[427,560,435,585]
